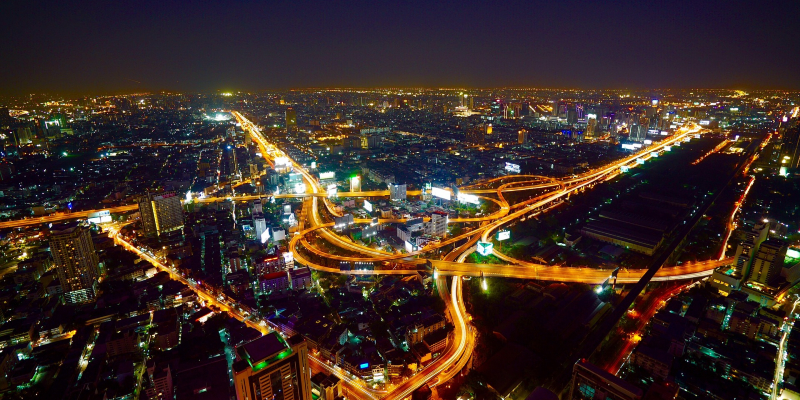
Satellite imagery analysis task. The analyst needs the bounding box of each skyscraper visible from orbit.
[518,129,528,145]
[748,239,788,286]
[389,183,407,201]
[733,221,770,277]
[350,176,361,192]
[234,333,311,400]
[50,224,99,303]
[286,107,297,131]
[139,191,185,237]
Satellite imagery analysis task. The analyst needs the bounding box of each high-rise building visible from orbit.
[389,183,407,201]
[254,212,268,244]
[350,176,361,192]
[139,191,185,237]
[233,333,311,400]
[518,129,528,145]
[50,224,99,303]
[586,115,598,139]
[748,239,788,286]
[733,221,770,277]
[286,107,297,131]
[568,359,643,400]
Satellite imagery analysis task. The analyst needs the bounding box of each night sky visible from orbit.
[2,0,799,95]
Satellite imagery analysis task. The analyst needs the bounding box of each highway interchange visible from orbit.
[0,112,734,399]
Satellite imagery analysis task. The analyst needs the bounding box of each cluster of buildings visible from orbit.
[711,219,799,305]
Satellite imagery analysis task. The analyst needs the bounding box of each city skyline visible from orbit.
[2,0,800,95]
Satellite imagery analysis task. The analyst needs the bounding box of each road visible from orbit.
[20,112,721,399]
[772,297,800,400]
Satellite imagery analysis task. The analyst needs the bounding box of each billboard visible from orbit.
[497,230,511,241]
[327,184,337,197]
[274,156,290,166]
[621,144,636,150]
[431,187,451,200]
[87,210,112,224]
[643,139,653,145]
[505,162,521,174]
[319,171,335,180]
[457,193,480,205]
[637,158,645,164]
[620,166,630,173]
[477,241,493,256]
[364,200,373,212]
[650,152,659,158]
[664,146,671,151]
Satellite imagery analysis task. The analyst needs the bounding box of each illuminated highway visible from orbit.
[5,113,722,399]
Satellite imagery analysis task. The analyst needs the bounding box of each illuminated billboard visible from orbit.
[477,241,493,256]
[643,139,652,145]
[87,210,112,224]
[326,184,337,197]
[650,152,659,158]
[497,230,511,241]
[457,193,480,205]
[294,183,306,194]
[621,144,636,150]
[637,158,645,164]
[505,162,521,174]
[319,171,335,180]
[431,187,451,200]
[274,157,290,166]
[699,120,710,126]
[620,166,630,173]
[364,200,373,212]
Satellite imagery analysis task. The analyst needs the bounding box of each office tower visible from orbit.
[139,191,185,237]
[552,100,560,117]
[424,211,448,237]
[233,333,311,400]
[568,360,643,400]
[252,199,263,214]
[389,183,407,201]
[286,107,297,131]
[748,239,788,286]
[15,127,33,145]
[733,221,770,277]
[518,129,528,145]
[50,224,99,303]
[586,115,598,139]
[350,176,361,192]
[254,212,268,244]
[628,124,646,142]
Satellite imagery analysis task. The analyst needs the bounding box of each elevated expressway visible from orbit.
[1,112,724,399]
[233,113,724,398]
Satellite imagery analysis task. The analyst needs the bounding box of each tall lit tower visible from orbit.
[233,333,311,400]
[350,176,361,192]
[286,107,297,132]
[50,224,99,303]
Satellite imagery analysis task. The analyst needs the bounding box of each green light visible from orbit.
[250,349,292,371]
